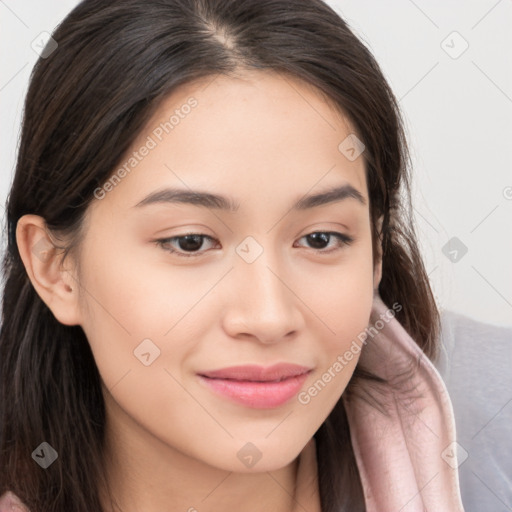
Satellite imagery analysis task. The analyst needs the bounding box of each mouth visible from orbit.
[197,363,312,409]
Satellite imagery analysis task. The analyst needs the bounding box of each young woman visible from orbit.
[0,0,465,510]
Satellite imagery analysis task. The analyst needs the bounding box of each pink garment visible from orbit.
[343,293,465,511]
[0,293,464,511]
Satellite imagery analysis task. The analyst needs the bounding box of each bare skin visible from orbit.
[17,69,382,512]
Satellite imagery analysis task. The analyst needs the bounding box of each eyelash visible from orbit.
[154,231,354,258]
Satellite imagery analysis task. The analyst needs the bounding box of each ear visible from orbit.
[16,214,82,326]
[373,215,384,292]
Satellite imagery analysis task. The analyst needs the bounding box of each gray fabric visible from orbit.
[436,310,512,512]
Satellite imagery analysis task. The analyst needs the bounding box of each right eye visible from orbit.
[155,233,220,258]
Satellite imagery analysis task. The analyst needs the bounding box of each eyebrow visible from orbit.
[133,183,366,212]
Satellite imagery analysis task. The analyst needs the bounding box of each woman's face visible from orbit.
[72,70,380,472]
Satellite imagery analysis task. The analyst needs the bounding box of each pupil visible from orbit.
[179,234,203,251]
[308,233,329,249]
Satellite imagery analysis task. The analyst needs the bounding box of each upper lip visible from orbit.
[198,363,312,382]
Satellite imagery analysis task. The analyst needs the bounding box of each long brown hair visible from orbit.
[0,1,439,510]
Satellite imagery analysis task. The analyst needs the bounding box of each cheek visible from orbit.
[76,247,202,447]
[296,241,375,340]
[295,273,373,419]
[316,268,373,333]
[298,242,374,387]
[78,231,201,333]
[76,236,228,397]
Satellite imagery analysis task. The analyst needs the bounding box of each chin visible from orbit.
[214,436,309,474]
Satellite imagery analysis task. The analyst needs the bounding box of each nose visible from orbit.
[221,253,305,345]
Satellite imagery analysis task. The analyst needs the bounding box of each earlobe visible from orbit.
[16,214,82,326]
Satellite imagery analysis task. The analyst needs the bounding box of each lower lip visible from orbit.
[198,372,310,409]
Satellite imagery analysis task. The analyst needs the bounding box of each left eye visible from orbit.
[155,231,354,258]
[294,231,354,252]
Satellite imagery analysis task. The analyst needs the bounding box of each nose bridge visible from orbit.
[243,255,287,310]
[225,242,302,341]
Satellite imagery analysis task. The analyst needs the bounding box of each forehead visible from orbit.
[91,69,368,216]
[151,69,360,160]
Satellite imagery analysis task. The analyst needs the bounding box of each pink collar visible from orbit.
[343,293,465,511]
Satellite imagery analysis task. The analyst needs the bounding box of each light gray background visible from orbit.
[1,0,511,329]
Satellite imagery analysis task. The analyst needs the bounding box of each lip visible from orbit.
[197,363,312,409]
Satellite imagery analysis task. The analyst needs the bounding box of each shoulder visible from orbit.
[436,310,512,512]
[0,491,30,512]
[437,309,512,393]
